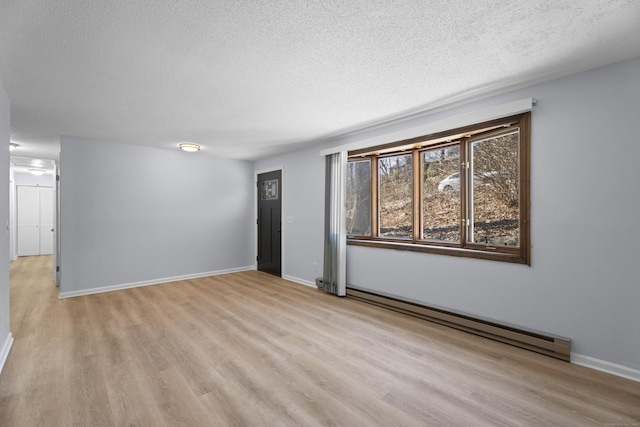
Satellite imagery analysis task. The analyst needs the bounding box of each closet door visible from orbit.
[17,186,54,256]
[17,186,41,256]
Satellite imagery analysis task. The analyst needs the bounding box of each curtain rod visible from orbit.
[319,98,535,157]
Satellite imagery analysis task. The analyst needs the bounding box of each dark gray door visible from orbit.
[257,170,281,276]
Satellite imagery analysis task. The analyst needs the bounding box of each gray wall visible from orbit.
[0,79,11,362]
[256,57,640,372]
[59,137,254,294]
[255,144,325,285]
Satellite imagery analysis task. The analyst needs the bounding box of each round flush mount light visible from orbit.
[9,142,19,151]
[179,143,200,152]
[29,169,45,176]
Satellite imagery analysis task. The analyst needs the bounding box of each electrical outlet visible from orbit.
[312,262,317,271]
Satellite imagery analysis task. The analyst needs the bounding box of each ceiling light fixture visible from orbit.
[179,143,200,152]
[29,169,45,176]
[9,143,19,151]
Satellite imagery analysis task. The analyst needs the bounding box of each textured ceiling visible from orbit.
[1,0,640,161]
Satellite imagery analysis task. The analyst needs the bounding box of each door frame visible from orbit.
[254,166,284,275]
[53,163,60,286]
[9,178,16,261]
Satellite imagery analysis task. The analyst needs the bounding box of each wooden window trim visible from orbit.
[347,113,531,265]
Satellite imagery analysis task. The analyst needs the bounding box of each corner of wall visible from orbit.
[0,77,13,374]
[0,333,14,376]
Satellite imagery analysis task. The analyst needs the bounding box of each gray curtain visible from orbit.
[322,151,347,296]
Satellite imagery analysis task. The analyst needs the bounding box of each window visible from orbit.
[346,160,371,236]
[379,154,413,238]
[347,113,530,264]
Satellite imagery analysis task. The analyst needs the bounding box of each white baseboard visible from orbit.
[572,353,640,383]
[282,275,317,289]
[0,332,14,376]
[58,266,254,299]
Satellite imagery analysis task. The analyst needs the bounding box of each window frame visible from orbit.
[347,112,530,265]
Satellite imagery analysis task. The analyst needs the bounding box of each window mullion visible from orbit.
[412,150,421,242]
[371,156,379,237]
[460,143,469,246]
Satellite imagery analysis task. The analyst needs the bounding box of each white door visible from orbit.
[17,186,54,256]
[39,187,54,254]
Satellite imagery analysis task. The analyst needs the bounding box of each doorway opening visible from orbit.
[9,156,59,286]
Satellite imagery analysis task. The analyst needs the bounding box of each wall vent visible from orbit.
[346,288,571,361]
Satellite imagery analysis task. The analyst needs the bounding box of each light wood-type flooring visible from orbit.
[1,255,639,426]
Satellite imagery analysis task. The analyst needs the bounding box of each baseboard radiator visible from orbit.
[346,288,571,361]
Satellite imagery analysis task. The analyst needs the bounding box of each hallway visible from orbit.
[1,256,62,424]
